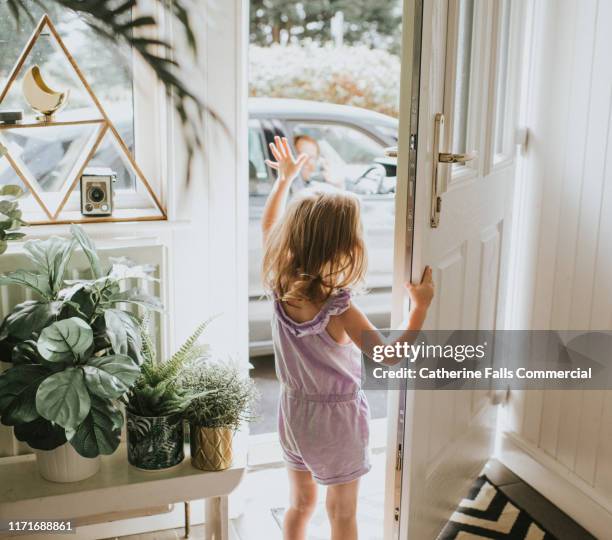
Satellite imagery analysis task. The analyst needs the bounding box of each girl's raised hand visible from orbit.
[266,136,308,183]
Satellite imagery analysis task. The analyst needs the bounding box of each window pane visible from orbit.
[451,0,475,155]
[248,126,270,196]
[494,0,511,156]
[0,1,135,190]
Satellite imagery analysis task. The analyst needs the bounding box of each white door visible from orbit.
[384,0,524,538]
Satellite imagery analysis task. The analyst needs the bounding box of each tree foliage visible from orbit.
[250,44,400,117]
[250,0,402,52]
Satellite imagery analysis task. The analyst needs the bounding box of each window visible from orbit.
[248,122,270,196]
[451,0,475,156]
[493,0,512,160]
[0,1,162,220]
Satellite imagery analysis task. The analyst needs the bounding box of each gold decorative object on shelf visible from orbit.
[22,65,69,121]
[0,14,166,224]
[190,426,234,471]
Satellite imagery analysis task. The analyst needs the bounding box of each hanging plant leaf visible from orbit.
[4,300,62,340]
[60,286,97,320]
[11,340,42,365]
[37,318,93,363]
[0,185,24,198]
[23,237,75,294]
[70,225,103,279]
[83,354,140,399]
[0,270,52,299]
[126,318,145,365]
[105,289,163,311]
[104,309,128,355]
[0,364,49,425]
[13,416,66,451]
[68,397,122,458]
[36,367,91,430]
[0,200,17,214]
[4,232,25,241]
[108,262,158,282]
[100,280,121,305]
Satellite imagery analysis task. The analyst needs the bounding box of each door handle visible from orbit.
[438,151,477,164]
[431,113,477,228]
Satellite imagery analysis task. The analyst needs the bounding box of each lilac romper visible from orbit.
[272,289,371,485]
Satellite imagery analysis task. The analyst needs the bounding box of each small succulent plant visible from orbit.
[180,360,258,430]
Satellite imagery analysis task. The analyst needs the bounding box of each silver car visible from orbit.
[248,98,398,356]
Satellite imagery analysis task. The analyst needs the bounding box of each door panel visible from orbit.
[389,0,520,537]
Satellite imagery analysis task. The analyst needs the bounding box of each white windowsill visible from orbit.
[4,219,193,247]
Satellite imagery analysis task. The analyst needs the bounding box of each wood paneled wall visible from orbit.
[503,0,612,521]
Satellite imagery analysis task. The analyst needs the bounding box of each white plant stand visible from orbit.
[0,442,246,540]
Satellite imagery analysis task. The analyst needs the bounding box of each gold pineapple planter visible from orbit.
[190,426,233,471]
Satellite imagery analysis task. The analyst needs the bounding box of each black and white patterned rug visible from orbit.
[437,475,557,539]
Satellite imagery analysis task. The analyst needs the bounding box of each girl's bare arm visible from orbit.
[261,136,308,245]
[340,267,434,365]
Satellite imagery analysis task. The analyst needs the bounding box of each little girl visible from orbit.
[262,136,434,540]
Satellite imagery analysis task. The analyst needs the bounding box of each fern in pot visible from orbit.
[180,360,258,471]
[123,319,210,471]
[0,225,160,482]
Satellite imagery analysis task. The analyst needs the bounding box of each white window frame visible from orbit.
[442,0,487,189]
[486,0,523,173]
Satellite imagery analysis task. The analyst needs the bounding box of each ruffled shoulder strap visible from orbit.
[274,289,352,338]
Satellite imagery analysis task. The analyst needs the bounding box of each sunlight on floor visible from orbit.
[233,450,386,540]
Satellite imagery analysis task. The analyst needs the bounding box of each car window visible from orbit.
[248,124,271,196]
[293,122,383,162]
[291,122,392,196]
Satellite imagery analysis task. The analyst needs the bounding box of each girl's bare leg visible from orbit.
[284,468,318,540]
[325,479,360,540]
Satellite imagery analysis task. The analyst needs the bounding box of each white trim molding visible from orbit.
[499,431,612,539]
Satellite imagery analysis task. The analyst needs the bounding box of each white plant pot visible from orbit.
[36,443,100,483]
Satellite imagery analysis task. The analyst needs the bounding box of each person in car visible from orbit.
[293,134,345,190]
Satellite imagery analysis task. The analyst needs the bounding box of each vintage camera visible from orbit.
[80,168,116,216]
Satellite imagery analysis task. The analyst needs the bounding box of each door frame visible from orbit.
[384,0,425,537]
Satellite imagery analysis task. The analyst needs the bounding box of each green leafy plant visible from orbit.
[0,225,161,457]
[0,184,27,254]
[125,318,212,417]
[180,360,258,430]
[6,0,227,183]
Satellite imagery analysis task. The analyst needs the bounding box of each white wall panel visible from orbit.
[501,0,612,529]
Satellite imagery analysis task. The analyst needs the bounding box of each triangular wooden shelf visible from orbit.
[0,14,167,224]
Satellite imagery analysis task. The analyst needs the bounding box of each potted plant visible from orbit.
[123,318,210,471]
[0,184,27,254]
[0,225,160,482]
[180,360,258,471]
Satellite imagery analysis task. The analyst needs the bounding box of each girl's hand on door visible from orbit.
[266,136,308,184]
[406,266,435,309]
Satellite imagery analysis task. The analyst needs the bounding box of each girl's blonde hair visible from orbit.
[263,190,367,303]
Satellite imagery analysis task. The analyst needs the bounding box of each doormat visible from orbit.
[437,475,557,539]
